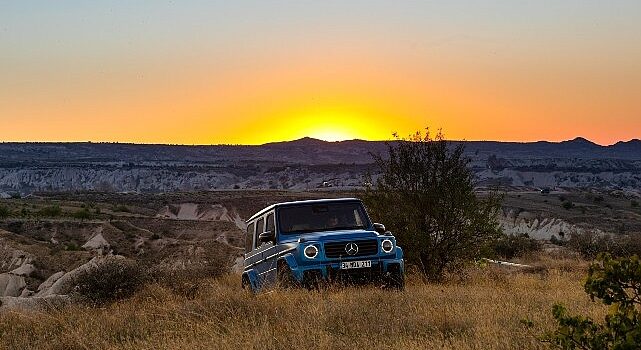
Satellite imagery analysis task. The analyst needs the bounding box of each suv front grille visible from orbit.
[324,239,378,258]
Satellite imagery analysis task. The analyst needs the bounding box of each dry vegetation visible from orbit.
[0,256,605,350]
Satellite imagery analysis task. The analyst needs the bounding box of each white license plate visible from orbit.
[340,260,372,269]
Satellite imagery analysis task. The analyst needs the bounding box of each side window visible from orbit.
[245,222,255,253]
[254,217,265,249]
[266,213,275,233]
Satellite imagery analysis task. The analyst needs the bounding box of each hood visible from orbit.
[279,229,380,243]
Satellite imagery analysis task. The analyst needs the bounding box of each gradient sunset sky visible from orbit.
[2,1,640,145]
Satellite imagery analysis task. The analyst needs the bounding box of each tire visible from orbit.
[386,271,405,290]
[277,262,298,289]
[241,275,252,292]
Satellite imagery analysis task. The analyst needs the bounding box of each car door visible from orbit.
[252,217,272,288]
[258,212,279,287]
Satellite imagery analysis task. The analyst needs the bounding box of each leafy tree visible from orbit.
[363,129,503,281]
[545,254,641,349]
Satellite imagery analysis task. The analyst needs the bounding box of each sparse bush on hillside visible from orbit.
[363,128,503,281]
[491,234,542,259]
[146,250,232,298]
[567,231,641,259]
[545,254,641,349]
[65,243,83,251]
[113,205,131,213]
[0,205,9,219]
[69,257,148,306]
[38,205,61,217]
[6,221,24,234]
[72,208,93,220]
[550,235,566,246]
[632,200,639,208]
[561,201,574,210]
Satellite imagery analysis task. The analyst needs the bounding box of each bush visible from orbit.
[544,254,641,349]
[561,201,574,210]
[113,205,130,213]
[491,234,542,259]
[363,128,502,281]
[632,200,639,208]
[0,205,9,219]
[69,257,148,306]
[550,235,566,246]
[38,205,61,217]
[72,208,93,220]
[567,231,641,259]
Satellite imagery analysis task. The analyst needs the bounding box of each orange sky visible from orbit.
[2,1,640,145]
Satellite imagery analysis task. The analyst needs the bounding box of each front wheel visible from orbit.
[241,275,253,292]
[385,271,405,290]
[277,262,298,289]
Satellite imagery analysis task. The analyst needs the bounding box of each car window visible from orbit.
[278,202,370,234]
[245,222,255,253]
[254,217,265,249]
[266,213,274,233]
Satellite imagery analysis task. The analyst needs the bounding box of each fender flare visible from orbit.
[277,253,300,280]
[395,246,404,260]
[277,253,299,270]
[242,269,260,292]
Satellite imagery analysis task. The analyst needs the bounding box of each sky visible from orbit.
[1,1,640,145]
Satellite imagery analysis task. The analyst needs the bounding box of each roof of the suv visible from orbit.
[246,198,362,223]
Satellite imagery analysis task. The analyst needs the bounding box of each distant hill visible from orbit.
[0,137,640,194]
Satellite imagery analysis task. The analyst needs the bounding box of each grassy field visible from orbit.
[0,256,606,350]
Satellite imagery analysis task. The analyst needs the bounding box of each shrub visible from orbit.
[72,208,93,220]
[113,205,131,213]
[562,201,574,210]
[550,235,565,246]
[38,205,61,217]
[19,208,30,217]
[491,234,542,259]
[0,205,9,219]
[544,254,641,349]
[65,243,83,251]
[69,257,148,306]
[593,195,605,203]
[567,231,641,259]
[632,200,639,208]
[363,128,503,281]
[6,221,24,234]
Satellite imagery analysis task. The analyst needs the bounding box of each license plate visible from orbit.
[340,260,372,269]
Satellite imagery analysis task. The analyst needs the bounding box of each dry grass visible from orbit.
[0,260,605,350]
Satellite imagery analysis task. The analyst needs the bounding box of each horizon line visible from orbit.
[1,136,640,147]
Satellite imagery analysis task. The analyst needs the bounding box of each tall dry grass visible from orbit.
[0,259,605,350]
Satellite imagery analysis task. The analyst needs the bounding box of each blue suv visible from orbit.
[241,198,404,292]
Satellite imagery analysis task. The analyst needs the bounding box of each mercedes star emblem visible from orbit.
[345,242,359,255]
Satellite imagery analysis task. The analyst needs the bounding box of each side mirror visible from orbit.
[373,223,386,235]
[258,230,275,243]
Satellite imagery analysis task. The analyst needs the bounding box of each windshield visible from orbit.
[278,202,370,234]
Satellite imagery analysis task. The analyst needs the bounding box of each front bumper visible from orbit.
[292,257,404,286]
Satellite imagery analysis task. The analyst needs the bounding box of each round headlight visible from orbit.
[381,239,394,253]
[304,244,318,259]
